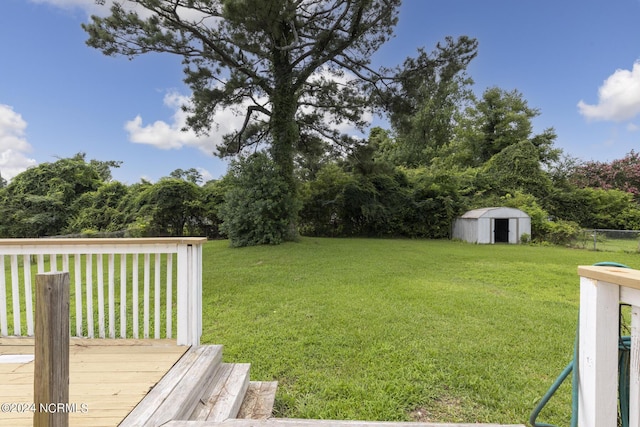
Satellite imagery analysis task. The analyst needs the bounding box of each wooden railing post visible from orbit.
[176,243,202,346]
[578,275,619,427]
[34,272,70,427]
[577,265,640,427]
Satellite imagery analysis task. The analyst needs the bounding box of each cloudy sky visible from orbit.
[1,0,640,183]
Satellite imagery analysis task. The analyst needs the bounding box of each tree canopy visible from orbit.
[83,0,416,241]
[377,36,478,167]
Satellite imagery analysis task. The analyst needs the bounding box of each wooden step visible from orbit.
[120,345,223,427]
[237,381,278,420]
[190,363,252,421]
[164,419,526,427]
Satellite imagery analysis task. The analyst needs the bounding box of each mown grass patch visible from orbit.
[200,238,639,425]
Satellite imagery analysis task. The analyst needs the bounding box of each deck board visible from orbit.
[0,337,187,427]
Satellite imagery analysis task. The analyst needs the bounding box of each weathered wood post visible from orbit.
[34,272,70,427]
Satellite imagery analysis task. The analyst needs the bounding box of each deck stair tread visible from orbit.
[237,381,279,420]
[162,418,526,427]
[190,362,251,422]
[121,345,223,427]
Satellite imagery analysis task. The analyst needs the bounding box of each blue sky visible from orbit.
[1,0,639,184]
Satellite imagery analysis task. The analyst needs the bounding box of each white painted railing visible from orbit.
[0,237,206,346]
[578,265,640,427]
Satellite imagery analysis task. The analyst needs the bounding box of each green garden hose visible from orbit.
[529,261,631,427]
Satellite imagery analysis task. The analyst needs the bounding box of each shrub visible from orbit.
[543,219,581,246]
[298,164,354,236]
[220,153,300,247]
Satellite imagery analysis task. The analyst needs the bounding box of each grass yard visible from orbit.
[200,238,640,425]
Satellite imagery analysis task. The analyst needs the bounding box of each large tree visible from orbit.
[83,0,405,241]
[455,87,559,168]
[377,36,478,167]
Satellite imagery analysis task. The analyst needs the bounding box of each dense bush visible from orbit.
[541,219,582,246]
[299,166,466,238]
[298,164,354,237]
[220,153,300,247]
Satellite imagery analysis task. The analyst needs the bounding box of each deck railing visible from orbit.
[578,265,640,427]
[0,237,206,346]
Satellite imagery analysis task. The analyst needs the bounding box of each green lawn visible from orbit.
[200,238,640,425]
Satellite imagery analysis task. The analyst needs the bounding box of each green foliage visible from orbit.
[455,87,560,168]
[548,187,640,230]
[197,179,228,239]
[300,164,467,238]
[66,181,129,233]
[220,153,300,247]
[0,154,219,239]
[0,153,113,237]
[341,172,411,236]
[299,163,355,237]
[169,168,203,185]
[378,36,478,167]
[481,140,552,198]
[112,180,154,235]
[402,168,468,238]
[542,219,581,246]
[137,178,202,237]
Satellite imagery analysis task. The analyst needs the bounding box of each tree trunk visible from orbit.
[270,87,299,241]
[270,43,300,241]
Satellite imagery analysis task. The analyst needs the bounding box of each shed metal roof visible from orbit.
[460,207,529,219]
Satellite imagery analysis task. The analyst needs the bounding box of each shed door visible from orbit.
[494,218,509,243]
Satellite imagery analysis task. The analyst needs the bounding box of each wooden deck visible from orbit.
[0,337,187,426]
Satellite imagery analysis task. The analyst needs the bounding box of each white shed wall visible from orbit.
[452,218,478,243]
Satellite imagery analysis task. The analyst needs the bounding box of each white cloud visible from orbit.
[31,0,216,23]
[196,167,214,183]
[578,61,640,122]
[125,91,257,155]
[0,105,37,181]
[628,123,639,132]
[29,0,112,16]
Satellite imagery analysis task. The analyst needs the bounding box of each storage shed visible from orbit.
[452,207,531,244]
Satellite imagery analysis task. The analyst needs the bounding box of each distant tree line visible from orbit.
[2,87,640,245]
[0,154,224,239]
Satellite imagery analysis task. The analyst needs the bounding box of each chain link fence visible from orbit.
[576,229,640,252]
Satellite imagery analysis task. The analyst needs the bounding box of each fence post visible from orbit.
[34,272,70,427]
